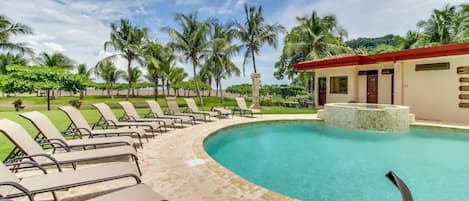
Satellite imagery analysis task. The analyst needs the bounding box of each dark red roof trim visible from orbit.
[294,42,469,71]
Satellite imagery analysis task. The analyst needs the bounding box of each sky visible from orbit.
[0,0,465,87]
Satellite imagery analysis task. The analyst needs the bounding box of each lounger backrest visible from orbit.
[145,100,164,117]
[118,101,141,119]
[92,103,120,123]
[235,97,248,109]
[165,97,180,113]
[0,119,47,160]
[0,162,20,195]
[184,98,200,112]
[59,106,93,130]
[20,111,67,142]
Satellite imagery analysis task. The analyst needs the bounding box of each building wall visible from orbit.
[315,66,358,105]
[356,64,394,104]
[401,54,469,124]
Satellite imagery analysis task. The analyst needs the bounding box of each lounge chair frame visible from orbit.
[144,100,195,126]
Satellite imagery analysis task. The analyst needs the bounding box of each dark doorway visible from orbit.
[367,74,378,103]
[318,77,327,106]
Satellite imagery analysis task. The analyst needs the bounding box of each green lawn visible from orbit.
[0,95,315,160]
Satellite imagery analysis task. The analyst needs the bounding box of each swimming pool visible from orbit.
[204,121,469,201]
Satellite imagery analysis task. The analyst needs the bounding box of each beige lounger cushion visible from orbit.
[87,184,167,201]
[20,111,134,148]
[118,101,174,125]
[145,100,193,123]
[51,146,136,164]
[5,162,139,196]
[184,98,219,117]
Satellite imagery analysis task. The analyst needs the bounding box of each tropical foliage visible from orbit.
[103,18,147,100]
[0,15,33,54]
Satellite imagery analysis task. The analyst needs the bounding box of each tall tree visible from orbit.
[418,5,461,44]
[0,52,27,74]
[205,20,240,100]
[104,18,147,100]
[36,52,74,69]
[77,63,92,99]
[275,10,350,92]
[164,13,209,105]
[124,67,142,96]
[94,60,125,99]
[0,15,33,54]
[142,40,163,99]
[235,4,285,75]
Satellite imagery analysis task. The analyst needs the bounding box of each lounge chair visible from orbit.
[20,111,136,150]
[235,97,262,117]
[165,97,205,121]
[0,161,140,201]
[87,184,167,201]
[145,100,195,126]
[117,101,174,130]
[183,98,219,121]
[0,119,142,175]
[58,106,148,145]
[211,107,232,118]
[92,103,162,136]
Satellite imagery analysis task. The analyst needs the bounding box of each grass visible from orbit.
[0,95,315,160]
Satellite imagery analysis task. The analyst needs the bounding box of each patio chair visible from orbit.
[92,103,162,136]
[0,161,140,201]
[0,119,142,175]
[59,106,148,145]
[234,97,262,117]
[183,98,219,121]
[165,97,205,121]
[20,111,136,151]
[87,184,167,201]
[117,101,174,130]
[211,107,232,119]
[145,100,195,126]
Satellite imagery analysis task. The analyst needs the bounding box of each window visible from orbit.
[330,76,348,94]
[415,62,449,71]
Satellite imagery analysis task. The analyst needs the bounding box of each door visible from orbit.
[367,74,378,103]
[318,77,327,106]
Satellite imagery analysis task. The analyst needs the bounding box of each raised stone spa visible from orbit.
[321,103,411,131]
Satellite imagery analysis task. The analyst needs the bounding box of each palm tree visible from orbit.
[167,67,188,96]
[142,40,163,99]
[284,11,350,60]
[77,64,92,99]
[36,52,74,69]
[124,67,142,96]
[104,18,147,100]
[235,4,285,75]
[0,15,33,54]
[164,13,209,105]
[205,20,240,99]
[418,5,459,44]
[94,60,125,99]
[0,52,27,74]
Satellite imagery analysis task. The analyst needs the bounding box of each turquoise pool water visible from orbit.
[204,121,469,201]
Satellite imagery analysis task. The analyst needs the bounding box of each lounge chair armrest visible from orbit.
[73,127,92,138]
[143,111,155,118]
[38,139,70,152]
[5,160,47,174]
[0,182,34,201]
[11,154,62,172]
[105,120,118,128]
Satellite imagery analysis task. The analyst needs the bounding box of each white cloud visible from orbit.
[199,0,247,15]
[43,42,66,52]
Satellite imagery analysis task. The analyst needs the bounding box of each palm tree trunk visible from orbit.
[192,61,204,106]
[154,79,158,100]
[162,79,165,96]
[251,49,257,73]
[215,78,219,97]
[111,83,114,99]
[126,59,131,101]
[220,79,224,104]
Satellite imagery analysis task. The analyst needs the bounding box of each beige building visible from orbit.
[294,42,469,124]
